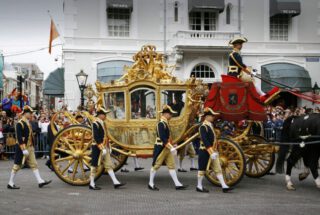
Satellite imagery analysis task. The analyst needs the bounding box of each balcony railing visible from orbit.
[175,30,241,40]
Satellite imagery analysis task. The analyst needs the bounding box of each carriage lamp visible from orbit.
[76,70,88,110]
[313,82,320,95]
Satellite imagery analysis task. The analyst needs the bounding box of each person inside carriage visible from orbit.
[227,36,280,103]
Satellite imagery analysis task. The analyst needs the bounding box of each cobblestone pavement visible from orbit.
[0,158,319,215]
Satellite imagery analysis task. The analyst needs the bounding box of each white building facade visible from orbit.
[63,0,320,110]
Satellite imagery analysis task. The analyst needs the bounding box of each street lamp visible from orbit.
[312,82,320,105]
[76,70,88,110]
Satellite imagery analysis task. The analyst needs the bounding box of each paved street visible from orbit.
[0,158,319,215]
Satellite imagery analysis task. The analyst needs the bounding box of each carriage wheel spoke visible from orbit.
[61,159,75,175]
[72,160,79,180]
[78,160,87,179]
[248,160,253,173]
[82,158,91,168]
[56,156,73,163]
[55,148,73,155]
[256,159,266,170]
[61,137,76,152]
[253,161,259,173]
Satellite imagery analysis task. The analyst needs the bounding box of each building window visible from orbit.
[174,2,179,22]
[270,14,290,41]
[97,60,133,83]
[190,64,215,79]
[107,8,130,37]
[189,11,217,31]
[226,4,232,25]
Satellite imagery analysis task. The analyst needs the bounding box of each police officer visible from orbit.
[197,107,232,193]
[89,106,125,190]
[148,105,187,191]
[228,36,252,78]
[8,106,51,189]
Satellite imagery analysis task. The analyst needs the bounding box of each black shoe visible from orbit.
[222,187,234,193]
[134,167,144,171]
[178,168,187,173]
[176,185,188,190]
[114,183,126,189]
[89,185,101,190]
[266,172,276,175]
[7,184,20,189]
[196,187,209,193]
[148,184,159,191]
[121,168,129,173]
[190,167,198,171]
[39,180,52,188]
[45,162,53,171]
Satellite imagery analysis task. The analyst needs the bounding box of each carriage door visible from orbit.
[161,90,186,140]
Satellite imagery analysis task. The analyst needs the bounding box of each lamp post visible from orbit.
[312,82,320,105]
[76,70,88,110]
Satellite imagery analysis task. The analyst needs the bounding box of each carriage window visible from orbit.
[130,88,156,119]
[161,90,186,117]
[104,92,126,120]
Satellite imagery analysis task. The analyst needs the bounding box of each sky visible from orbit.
[0,0,64,78]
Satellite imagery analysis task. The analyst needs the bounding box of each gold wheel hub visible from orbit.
[73,150,83,159]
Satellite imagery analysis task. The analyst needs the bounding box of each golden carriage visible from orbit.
[50,45,275,187]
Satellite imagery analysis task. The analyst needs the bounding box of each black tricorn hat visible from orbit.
[96,106,111,116]
[200,107,220,117]
[229,36,248,45]
[22,105,34,114]
[158,105,177,115]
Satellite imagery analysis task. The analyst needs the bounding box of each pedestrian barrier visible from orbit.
[2,132,49,155]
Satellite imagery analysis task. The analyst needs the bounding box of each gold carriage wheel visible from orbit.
[244,135,275,178]
[50,125,104,186]
[205,138,246,187]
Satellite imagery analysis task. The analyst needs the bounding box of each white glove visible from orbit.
[170,148,177,155]
[22,149,29,157]
[210,152,218,160]
[102,149,107,156]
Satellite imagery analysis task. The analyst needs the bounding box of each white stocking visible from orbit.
[149,168,156,187]
[197,175,204,190]
[217,174,228,188]
[169,169,183,186]
[8,171,16,186]
[107,170,120,185]
[33,169,45,184]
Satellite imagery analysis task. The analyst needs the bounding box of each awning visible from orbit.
[43,68,64,96]
[270,0,301,17]
[261,63,312,93]
[107,0,133,11]
[189,0,225,13]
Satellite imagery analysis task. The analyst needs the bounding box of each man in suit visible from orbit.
[7,105,51,189]
[148,105,187,191]
[197,107,233,193]
[89,106,125,190]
